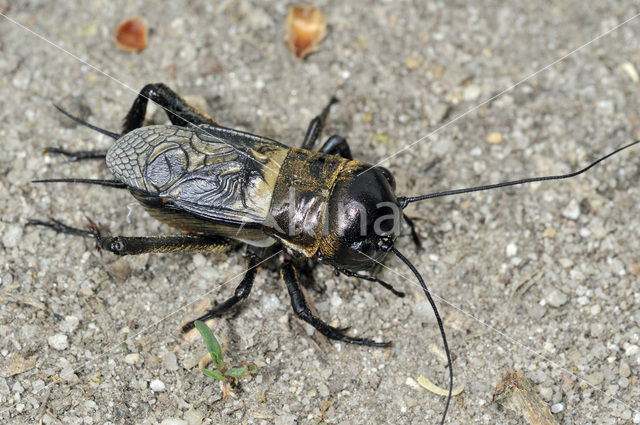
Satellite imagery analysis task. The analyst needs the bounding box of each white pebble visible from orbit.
[184,408,205,425]
[463,84,481,101]
[625,345,639,357]
[550,403,564,413]
[2,225,23,249]
[164,352,178,371]
[561,200,580,220]
[539,387,553,401]
[124,353,141,365]
[150,379,166,392]
[48,334,68,350]
[60,316,80,333]
[546,289,568,308]
[506,243,518,257]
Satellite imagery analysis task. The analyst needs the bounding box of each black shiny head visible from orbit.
[319,165,401,270]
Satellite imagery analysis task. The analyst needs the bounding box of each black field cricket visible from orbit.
[30,83,639,424]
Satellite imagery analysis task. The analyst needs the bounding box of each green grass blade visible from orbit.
[225,367,248,378]
[202,368,227,381]
[194,320,223,367]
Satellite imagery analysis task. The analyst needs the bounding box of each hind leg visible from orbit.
[122,83,221,133]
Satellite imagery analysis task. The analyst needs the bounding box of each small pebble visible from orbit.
[2,225,22,249]
[550,403,564,414]
[150,379,166,392]
[561,200,580,220]
[405,56,423,70]
[619,361,631,378]
[546,289,568,308]
[60,316,80,333]
[539,387,553,402]
[463,84,481,101]
[164,352,178,371]
[124,353,141,365]
[47,334,69,350]
[184,407,205,425]
[486,132,503,144]
[506,243,517,257]
[620,62,639,82]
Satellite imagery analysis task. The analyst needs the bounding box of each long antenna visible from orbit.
[32,178,127,188]
[398,139,640,208]
[54,104,121,139]
[392,247,452,425]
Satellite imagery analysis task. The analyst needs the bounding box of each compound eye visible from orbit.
[377,167,395,190]
[351,240,373,257]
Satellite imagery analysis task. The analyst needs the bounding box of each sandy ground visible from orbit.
[1,1,639,424]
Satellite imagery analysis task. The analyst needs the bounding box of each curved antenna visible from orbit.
[392,247,452,425]
[33,178,127,188]
[54,104,121,139]
[398,139,640,208]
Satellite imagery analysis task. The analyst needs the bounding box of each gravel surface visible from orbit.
[1,1,639,424]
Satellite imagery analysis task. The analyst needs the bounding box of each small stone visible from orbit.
[576,296,589,306]
[625,345,639,357]
[60,316,80,333]
[274,414,296,425]
[2,225,22,249]
[621,62,640,82]
[486,132,503,144]
[550,403,564,413]
[596,100,614,115]
[590,323,604,337]
[463,84,481,101]
[619,361,631,378]
[48,334,68,350]
[586,372,603,386]
[539,387,553,402]
[627,262,640,276]
[329,292,342,307]
[405,377,421,390]
[546,289,568,308]
[561,200,580,220]
[405,55,423,70]
[182,354,199,370]
[124,353,141,365]
[164,352,178,371]
[184,407,205,425]
[107,258,132,280]
[506,243,517,257]
[318,383,330,397]
[150,379,166,392]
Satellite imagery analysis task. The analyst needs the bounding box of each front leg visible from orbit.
[318,135,353,159]
[301,97,338,150]
[281,260,390,347]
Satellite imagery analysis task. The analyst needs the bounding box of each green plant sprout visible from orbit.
[194,321,258,383]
